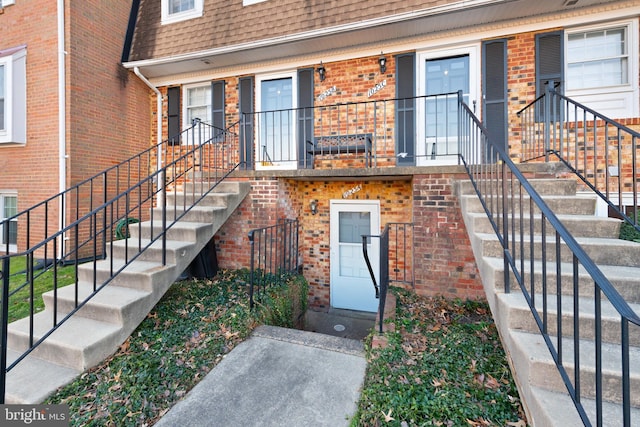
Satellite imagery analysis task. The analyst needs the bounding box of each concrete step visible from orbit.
[77,259,176,292]
[108,237,196,267]
[457,178,578,197]
[460,194,597,216]
[478,233,640,268]
[128,220,215,243]
[165,190,234,208]
[41,282,152,325]
[179,179,249,194]
[485,257,640,303]
[152,204,227,224]
[508,329,640,407]
[7,311,123,371]
[466,211,622,239]
[498,292,640,346]
[4,349,80,404]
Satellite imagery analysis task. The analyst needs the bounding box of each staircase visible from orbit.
[4,180,250,404]
[458,177,640,426]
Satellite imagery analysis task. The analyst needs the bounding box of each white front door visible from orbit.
[417,44,480,165]
[330,200,380,312]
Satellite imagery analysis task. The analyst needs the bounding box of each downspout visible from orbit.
[57,0,66,260]
[133,67,163,197]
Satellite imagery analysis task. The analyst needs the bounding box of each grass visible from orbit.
[351,287,527,427]
[44,269,308,427]
[1,255,77,323]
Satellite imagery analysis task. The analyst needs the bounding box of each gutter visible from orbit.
[57,0,66,259]
[133,67,164,196]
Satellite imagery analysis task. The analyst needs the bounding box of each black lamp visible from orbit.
[378,52,387,74]
[316,63,326,81]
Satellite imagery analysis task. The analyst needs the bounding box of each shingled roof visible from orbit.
[128,0,448,62]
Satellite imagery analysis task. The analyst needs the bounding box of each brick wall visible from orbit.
[412,174,484,299]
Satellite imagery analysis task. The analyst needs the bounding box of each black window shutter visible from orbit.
[482,39,508,157]
[536,31,563,121]
[211,80,225,140]
[239,76,254,169]
[167,86,180,145]
[297,68,314,168]
[395,53,415,165]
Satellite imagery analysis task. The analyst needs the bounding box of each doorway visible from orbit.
[330,200,380,312]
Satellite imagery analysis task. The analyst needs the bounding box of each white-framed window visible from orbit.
[0,45,26,145]
[565,19,638,118]
[0,192,17,252]
[1,1,16,8]
[182,82,211,144]
[161,0,203,25]
[243,0,268,5]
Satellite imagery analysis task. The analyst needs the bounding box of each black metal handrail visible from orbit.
[240,92,461,168]
[363,223,414,334]
[0,119,241,402]
[248,218,300,309]
[518,84,640,231]
[459,91,640,426]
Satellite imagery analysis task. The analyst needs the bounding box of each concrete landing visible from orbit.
[155,325,367,427]
[303,308,376,341]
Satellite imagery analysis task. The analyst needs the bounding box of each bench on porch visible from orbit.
[306,133,373,167]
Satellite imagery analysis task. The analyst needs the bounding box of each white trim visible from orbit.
[1,0,16,7]
[255,71,298,170]
[161,0,203,26]
[0,46,26,146]
[243,0,267,5]
[415,43,480,166]
[0,191,18,253]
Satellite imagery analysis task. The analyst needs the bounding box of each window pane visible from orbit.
[567,27,628,90]
[2,196,17,245]
[169,0,194,14]
[186,86,211,124]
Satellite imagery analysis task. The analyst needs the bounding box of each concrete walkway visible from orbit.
[155,325,368,427]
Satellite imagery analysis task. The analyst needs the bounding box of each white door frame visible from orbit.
[329,199,380,312]
[416,43,481,166]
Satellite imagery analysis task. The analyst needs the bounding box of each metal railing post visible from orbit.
[0,256,10,403]
[248,230,255,309]
[544,82,551,162]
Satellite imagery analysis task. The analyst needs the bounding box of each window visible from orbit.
[243,0,268,5]
[565,20,638,118]
[567,27,628,90]
[0,45,26,145]
[161,0,203,25]
[0,193,17,252]
[183,83,211,144]
[1,1,16,7]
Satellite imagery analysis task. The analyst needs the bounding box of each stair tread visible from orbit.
[499,291,640,322]
[9,310,122,347]
[466,210,621,223]
[78,258,168,273]
[5,349,80,404]
[110,237,194,250]
[510,329,640,376]
[42,282,151,308]
[484,256,640,281]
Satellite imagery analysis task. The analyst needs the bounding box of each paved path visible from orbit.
[155,325,367,427]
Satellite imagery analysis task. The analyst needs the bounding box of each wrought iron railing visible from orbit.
[248,219,300,309]
[518,84,640,231]
[240,93,460,169]
[363,223,414,334]
[0,119,241,402]
[459,91,640,426]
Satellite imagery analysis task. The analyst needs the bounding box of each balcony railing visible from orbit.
[239,93,462,169]
[518,84,640,231]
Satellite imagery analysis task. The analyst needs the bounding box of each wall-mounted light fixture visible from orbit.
[316,62,326,82]
[310,199,318,215]
[378,52,387,74]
